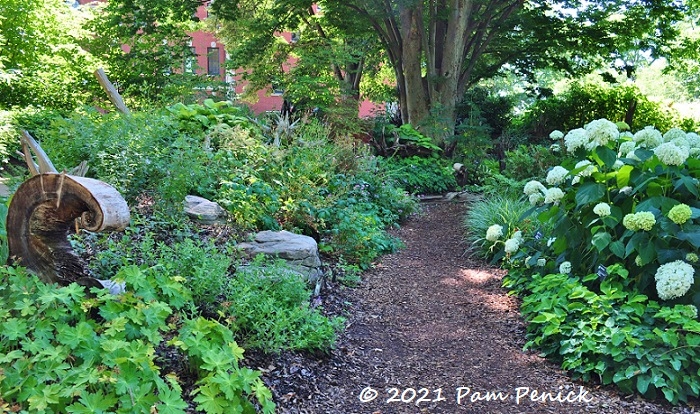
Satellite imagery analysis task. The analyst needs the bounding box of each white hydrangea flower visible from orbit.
[537,258,546,267]
[550,130,564,140]
[671,136,690,150]
[544,187,565,204]
[486,224,504,242]
[688,305,698,319]
[529,193,544,206]
[559,261,572,274]
[620,131,634,139]
[655,260,695,300]
[550,143,561,153]
[612,160,624,170]
[585,118,619,148]
[633,126,663,148]
[690,147,700,159]
[654,142,689,166]
[504,238,520,254]
[546,166,569,186]
[574,160,596,178]
[564,128,590,152]
[686,132,700,148]
[593,202,611,217]
[512,230,524,243]
[618,141,637,156]
[523,180,547,196]
[663,127,687,142]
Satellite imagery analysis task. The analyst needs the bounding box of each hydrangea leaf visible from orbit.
[575,182,606,207]
[594,146,618,168]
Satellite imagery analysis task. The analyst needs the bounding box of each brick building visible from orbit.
[76,0,380,116]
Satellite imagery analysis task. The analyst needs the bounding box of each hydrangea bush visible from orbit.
[498,119,700,307]
[483,119,700,404]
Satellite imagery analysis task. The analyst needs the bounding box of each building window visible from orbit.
[207,47,220,76]
[271,81,284,96]
[184,47,197,74]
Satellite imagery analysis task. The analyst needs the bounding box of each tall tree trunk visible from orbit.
[399,6,429,127]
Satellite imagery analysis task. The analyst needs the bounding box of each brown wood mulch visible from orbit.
[247,202,698,414]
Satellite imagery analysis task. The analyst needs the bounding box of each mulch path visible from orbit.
[247,202,697,414]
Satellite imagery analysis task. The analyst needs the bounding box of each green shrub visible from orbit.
[510,265,700,405]
[378,155,458,194]
[520,82,680,141]
[486,118,700,404]
[503,144,566,181]
[223,258,345,353]
[0,265,274,413]
[32,109,216,205]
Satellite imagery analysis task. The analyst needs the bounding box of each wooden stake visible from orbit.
[94,68,131,116]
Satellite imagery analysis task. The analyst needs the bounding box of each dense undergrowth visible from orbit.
[466,119,700,405]
[0,99,424,413]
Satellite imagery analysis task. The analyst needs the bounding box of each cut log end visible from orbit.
[7,173,130,287]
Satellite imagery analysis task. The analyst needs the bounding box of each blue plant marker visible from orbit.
[535,231,543,240]
[597,264,608,280]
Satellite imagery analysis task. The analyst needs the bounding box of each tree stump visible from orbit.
[7,173,130,288]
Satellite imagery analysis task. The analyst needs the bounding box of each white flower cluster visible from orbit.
[524,180,547,196]
[559,261,572,274]
[546,166,569,186]
[550,130,564,140]
[654,260,695,300]
[633,126,663,148]
[654,142,689,166]
[593,202,611,217]
[585,119,619,148]
[564,128,589,152]
[571,160,596,185]
[544,188,565,204]
[618,141,636,157]
[524,180,547,206]
[663,128,687,143]
[486,224,504,242]
[504,238,520,254]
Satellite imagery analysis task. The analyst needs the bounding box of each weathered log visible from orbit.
[7,173,130,288]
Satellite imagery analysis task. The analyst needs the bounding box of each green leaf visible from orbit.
[575,182,606,207]
[594,146,618,168]
[637,375,652,394]
[616,165,634,188]
[638,240,657,264]
[677,227,700,248]
[66,391,118,413]
[674,175,700,197]
[193,383,228,414]
[591,232,611,252]
[609,240,625,258]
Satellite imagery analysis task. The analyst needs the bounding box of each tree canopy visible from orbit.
[211,0,690,147]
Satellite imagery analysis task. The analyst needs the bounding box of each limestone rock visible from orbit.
[237,230,322,284]
[184,195,227,224]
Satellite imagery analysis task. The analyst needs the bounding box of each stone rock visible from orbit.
[237,230,323,285]
[184,195,227,224]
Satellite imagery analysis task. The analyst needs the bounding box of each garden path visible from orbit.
[255,202,692,414]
